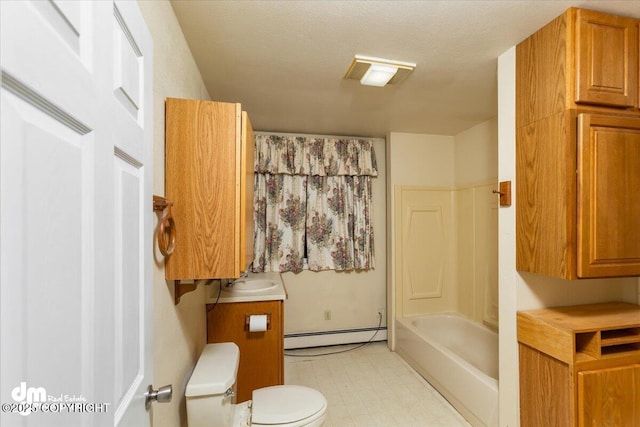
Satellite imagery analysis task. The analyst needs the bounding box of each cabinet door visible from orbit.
[575,9,638,108]
[165,99,240,279]
[207,301,284,402]
[577,114,640,278]
[578,364,640,427]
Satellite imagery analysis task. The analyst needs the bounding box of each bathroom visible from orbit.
[146,0,504,418]
[144,3,500,425]
[2,1,640,427]
[144,3,640,426]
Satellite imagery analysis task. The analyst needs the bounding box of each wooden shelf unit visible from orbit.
[518,302,640,426]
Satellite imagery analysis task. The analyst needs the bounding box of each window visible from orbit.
[252,134,377,273]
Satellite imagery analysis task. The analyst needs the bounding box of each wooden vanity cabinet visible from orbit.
[516,8,640,279]
[207,300,284,402]
[518,302,640,426]
[165,98,254,280]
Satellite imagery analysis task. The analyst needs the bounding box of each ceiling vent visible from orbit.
[344,55,416,87]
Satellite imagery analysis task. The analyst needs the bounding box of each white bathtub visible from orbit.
[395,313,498,427]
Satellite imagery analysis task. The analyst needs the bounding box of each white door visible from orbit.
[0,1,154,426]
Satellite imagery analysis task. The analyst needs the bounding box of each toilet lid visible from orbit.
[251,385,326,425]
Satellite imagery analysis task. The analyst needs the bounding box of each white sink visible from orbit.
[227,279,277,293]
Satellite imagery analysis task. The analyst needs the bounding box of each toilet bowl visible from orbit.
[186,342,327,427]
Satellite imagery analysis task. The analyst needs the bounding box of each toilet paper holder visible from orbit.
[245,313,271,331]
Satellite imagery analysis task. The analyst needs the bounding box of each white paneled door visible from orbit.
[0,1,153,426]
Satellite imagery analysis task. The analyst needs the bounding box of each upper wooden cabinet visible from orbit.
[516,8,640,279]
[516,8,639,129]
[165,98,254,280]
[574,9,638,109]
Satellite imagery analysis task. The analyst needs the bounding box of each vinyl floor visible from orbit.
[284,341,471,427]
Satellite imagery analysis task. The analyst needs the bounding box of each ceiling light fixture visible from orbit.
[360,63,398,87]
[344,55,416,87]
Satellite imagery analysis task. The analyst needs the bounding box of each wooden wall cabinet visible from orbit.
[516,8,640,279]
[207,301,284,402]
[574,9,638,109]
[165,98,254,280]
[518,302,640,426]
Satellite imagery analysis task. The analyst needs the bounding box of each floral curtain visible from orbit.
[253,174,307,272]
[252,134,377,273]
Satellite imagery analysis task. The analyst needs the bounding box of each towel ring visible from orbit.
[153,195,176,256]
[158,213,176,256]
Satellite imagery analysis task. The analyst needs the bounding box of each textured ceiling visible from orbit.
[171,0,640,137]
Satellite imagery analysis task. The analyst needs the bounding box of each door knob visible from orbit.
[145,384,172,409]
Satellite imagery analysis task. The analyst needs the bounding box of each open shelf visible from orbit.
[576,328,640,359]
[601,328,640,347]
[576,331,600,359]
[601,343,640,357]
[519,302,640,364]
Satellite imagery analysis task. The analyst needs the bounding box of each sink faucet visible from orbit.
[240,264,252,278]
[225,265,252,288]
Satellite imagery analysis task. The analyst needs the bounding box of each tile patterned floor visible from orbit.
[284,342,471,427]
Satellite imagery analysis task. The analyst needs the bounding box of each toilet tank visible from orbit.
[186,343,240,427]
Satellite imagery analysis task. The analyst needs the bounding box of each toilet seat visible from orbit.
[251,385,327,426]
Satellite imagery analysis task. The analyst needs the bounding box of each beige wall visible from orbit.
[455,117,499,186]
[497,46,639,427]
[138,2,211,426]
[280,137,387,335]
[387,132,455,187]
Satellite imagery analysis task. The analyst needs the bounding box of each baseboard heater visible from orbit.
[284,326,387,350]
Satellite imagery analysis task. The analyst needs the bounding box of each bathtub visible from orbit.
[395,313,498,427]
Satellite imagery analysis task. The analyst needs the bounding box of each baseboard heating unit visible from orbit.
[284,326,387,349]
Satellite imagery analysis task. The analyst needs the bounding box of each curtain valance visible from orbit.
[255,134,378,177]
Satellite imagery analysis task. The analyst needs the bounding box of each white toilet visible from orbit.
[186,342,327,427]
